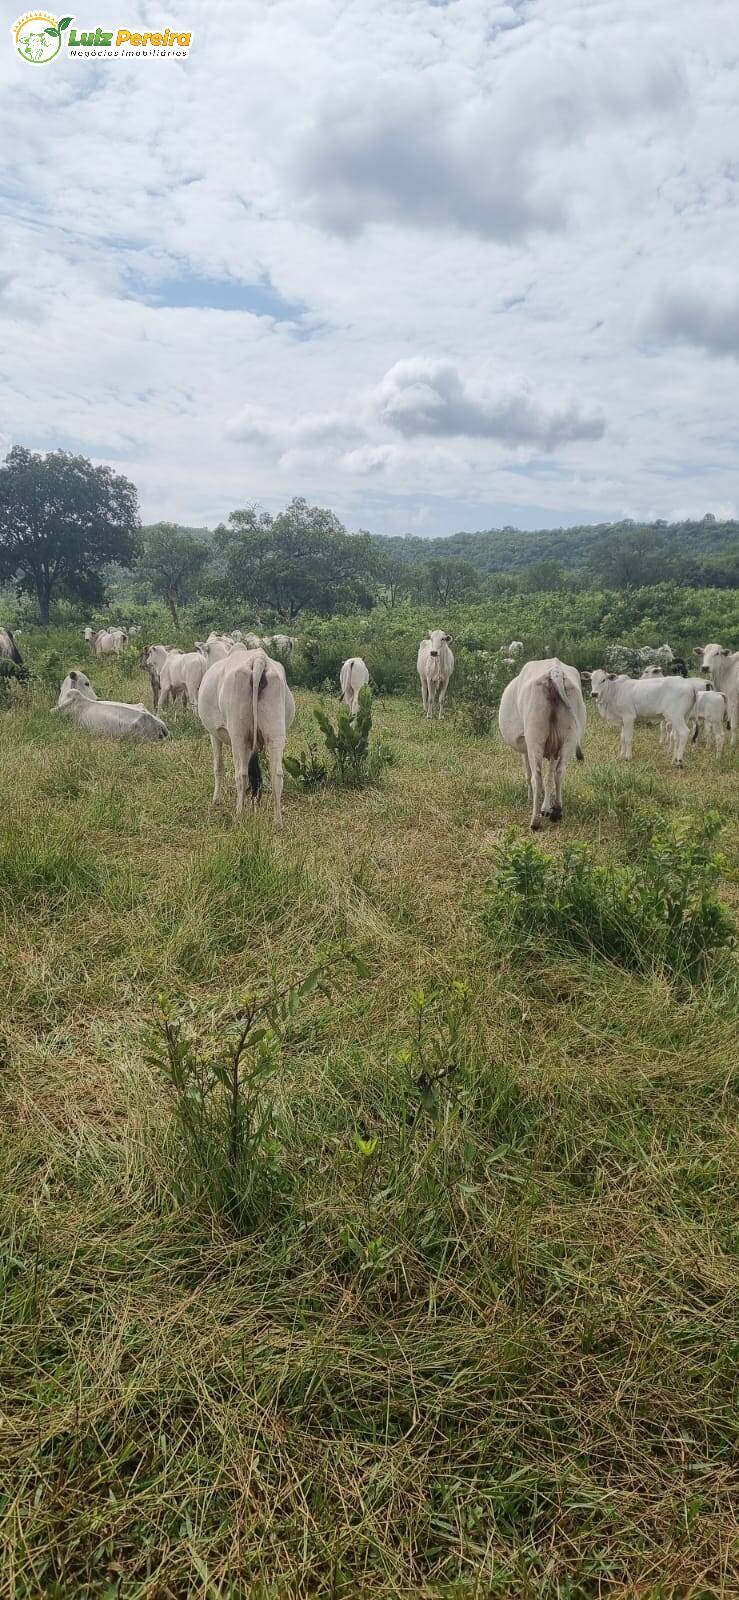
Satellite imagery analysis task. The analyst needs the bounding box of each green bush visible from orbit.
[150,973,325,1233]
[287,686,393,789]
[454,651,508,734]
[484,818,735,981]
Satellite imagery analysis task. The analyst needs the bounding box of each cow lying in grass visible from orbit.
[55,671,169,741]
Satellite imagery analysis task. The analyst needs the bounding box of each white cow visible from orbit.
[339,656,370,715]
[88,628,126,657]
[0,627,22,664]
[694,644,739,747]
[691,690,728,756]
[139,644,176,708]
[586,670,697,764]
[197,646,295,826]
[55,671,169,741]
[499,658,586,830]
[640,665,702,746]
[417,630,454,719]
[158,649,207,713]
[268,634,296,656]
[197,636,235,668]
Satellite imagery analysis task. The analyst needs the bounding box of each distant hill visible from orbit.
[369,516,739,575]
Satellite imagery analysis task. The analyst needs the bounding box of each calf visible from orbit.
[417,630,454,719]
[139,644,175,709]
[585,670,697,764]
[197,645,295,826]
[499,658,586,829]
[691,689,728,755]
[694,644,739,747]
[55,671,169,741]
[158,648,206,712]
[339,656,370,716]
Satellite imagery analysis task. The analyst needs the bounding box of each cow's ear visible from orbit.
[69,670,77,682]
[720,647,731,655]
[607,672,617,680]
[444,633,453,644]
[693,647,704,658]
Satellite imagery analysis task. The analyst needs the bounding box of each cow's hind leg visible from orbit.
[528,751,545,831]
[210,735,225,806]
[671,717,690,766]
[265,737,286,827]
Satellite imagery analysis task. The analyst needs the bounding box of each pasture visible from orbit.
[1,634,737,1598]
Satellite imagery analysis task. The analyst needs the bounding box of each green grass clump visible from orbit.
[484,817,735,980]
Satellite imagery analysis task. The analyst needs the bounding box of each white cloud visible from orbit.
[373,359,605,447]
[0,0,737,533]
[643,273,739,358]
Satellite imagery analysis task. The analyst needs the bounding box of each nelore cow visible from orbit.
[694,644,739,747]
[0,628,22,665]
[417,630,454,719]
[585,670,697,765]
[339,657,370,716]
[499,658,586,830]
[158,648,207,713]
[55,672,169,741]
[139,643,175,708]
[197,645,295,826]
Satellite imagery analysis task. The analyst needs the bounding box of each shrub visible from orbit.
[282,740,328,791]
[454,651,508,734]
[287,687,393,789]
[484,817,734,981]
[150,972,325,1233]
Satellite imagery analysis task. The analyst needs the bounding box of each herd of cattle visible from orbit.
[0,624,737,831]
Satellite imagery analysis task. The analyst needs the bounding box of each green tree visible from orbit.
[375,550,413,609]
[136,522,211,625]
[588,530,666,590]
[521,559,566,592]
[416,557,479,606]
[0,446,138,625]
[214,498,379,621]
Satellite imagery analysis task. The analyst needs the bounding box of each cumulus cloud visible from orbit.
[374,359,605,449]
[290,37,685,241]
[643,275,739,358]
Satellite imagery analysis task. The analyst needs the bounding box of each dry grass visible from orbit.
[0,640,737,1598]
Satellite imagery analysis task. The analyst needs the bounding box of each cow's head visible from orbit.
[586,668,612,699]
[427,629,452,658]
[694,643,729,673]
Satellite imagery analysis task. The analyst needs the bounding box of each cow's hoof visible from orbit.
[549,806,563,823]
[530,819,542,831]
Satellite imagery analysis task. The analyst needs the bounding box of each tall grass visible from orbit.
[0,626,736,1597]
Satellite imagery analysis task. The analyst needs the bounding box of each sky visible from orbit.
[1,0,738,536]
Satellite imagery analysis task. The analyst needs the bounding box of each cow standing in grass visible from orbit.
[499,658,586,829]
[197,645,295,826]
[694,644,739,747]
[340,657,370,716]
[417,631,454,719]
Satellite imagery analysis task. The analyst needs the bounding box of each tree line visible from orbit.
[0,446,736,627]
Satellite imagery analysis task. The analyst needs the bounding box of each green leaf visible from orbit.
[60,16,74,29]
[44,26,59,35]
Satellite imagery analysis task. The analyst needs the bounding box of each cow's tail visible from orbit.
[541,667,578,761]
[692,721,700,743]
[249,653,267,800]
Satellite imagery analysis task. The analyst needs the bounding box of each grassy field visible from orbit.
[1,637,737,1598]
